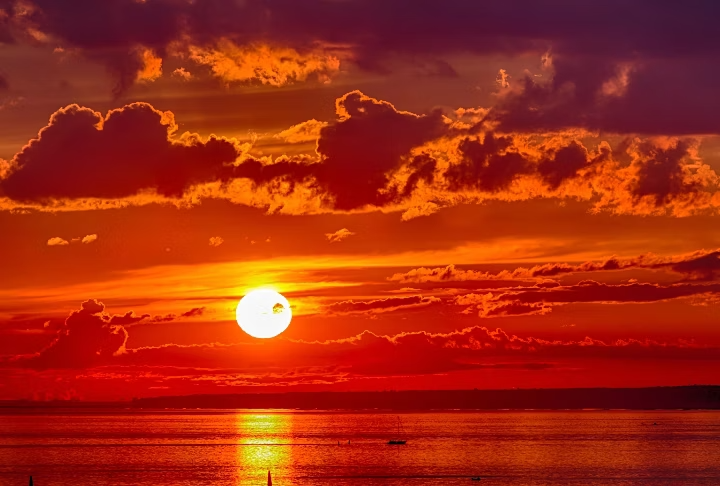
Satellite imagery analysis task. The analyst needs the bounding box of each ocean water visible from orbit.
[0,410,719,485]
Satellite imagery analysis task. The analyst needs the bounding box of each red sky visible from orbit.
[1,0,720,400]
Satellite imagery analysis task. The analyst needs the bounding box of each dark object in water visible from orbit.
[387,416,408,445]
[267,470,272,486]
[29,476,33,486]
[471,477,482,481]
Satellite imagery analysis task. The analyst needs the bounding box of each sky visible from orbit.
[1,0,720,400]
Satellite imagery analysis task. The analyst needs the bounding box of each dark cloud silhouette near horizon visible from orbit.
[11,299,133,369]
[5,298,713,375]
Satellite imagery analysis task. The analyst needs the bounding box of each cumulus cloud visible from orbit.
[81,234,97,244]
[1,103,241,202]
[325,228,355,243]
[232,90,450,211]
[172,67,192,80]
[0,92,449,213]
[3,302,211,369]
[47,234,97,246]
[3,92,720,219]
[311,90,448,210]
[445,133,531,192]
[208,236,224,247]
[47,237,69,246]
[276,119,328,144]
[11,300,139,369]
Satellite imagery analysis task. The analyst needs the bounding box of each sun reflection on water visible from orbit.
[234,413,295,485]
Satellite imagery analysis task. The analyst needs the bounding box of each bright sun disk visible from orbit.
[236,289,292,338]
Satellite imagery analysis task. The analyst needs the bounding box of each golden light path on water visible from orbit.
[233,413,295,484]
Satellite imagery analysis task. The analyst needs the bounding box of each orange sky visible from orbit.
[1,0,720,400]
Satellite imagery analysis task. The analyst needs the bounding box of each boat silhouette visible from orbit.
[387,416,407,445]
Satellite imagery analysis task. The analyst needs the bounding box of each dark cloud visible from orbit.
[452,279,720,318]
[3,0,718,128]
[391,248,720,283]
[631,139,697,206]
[497,280,720,306]
[235,90,449,210]
[490,56,720,135]
[180,307,205,318]
[0,103,240,201]
[538,141,607,190]
[0,93,449,210]
[11,299,140,369]
[402,154,437,198]
[123,323,715,380]
[3,299,715,382]
[312,91,447,209]
[147,307,206,323]
[3,302,210,368]
[483,301,551,318]
[15,0,719,61]
[1,93,719,218]
[445,133,530,192]
[669,251,720,281]
[327,295,441,315]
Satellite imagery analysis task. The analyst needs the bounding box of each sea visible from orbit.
[0,410,719,485]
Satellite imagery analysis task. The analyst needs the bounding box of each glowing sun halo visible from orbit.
[236,289,292,338]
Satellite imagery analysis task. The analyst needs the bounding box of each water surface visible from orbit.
[1,410,719,485]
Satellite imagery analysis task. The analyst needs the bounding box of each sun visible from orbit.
[236,289,292,339]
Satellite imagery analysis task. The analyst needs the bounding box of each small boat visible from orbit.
[387,416,407,445]
[471,477,482,481]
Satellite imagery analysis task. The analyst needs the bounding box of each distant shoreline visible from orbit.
[2,386,719,411]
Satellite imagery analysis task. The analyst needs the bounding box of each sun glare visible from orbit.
[236,289,292,339]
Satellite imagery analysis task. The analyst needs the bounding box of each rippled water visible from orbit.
[1,410,719,485]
